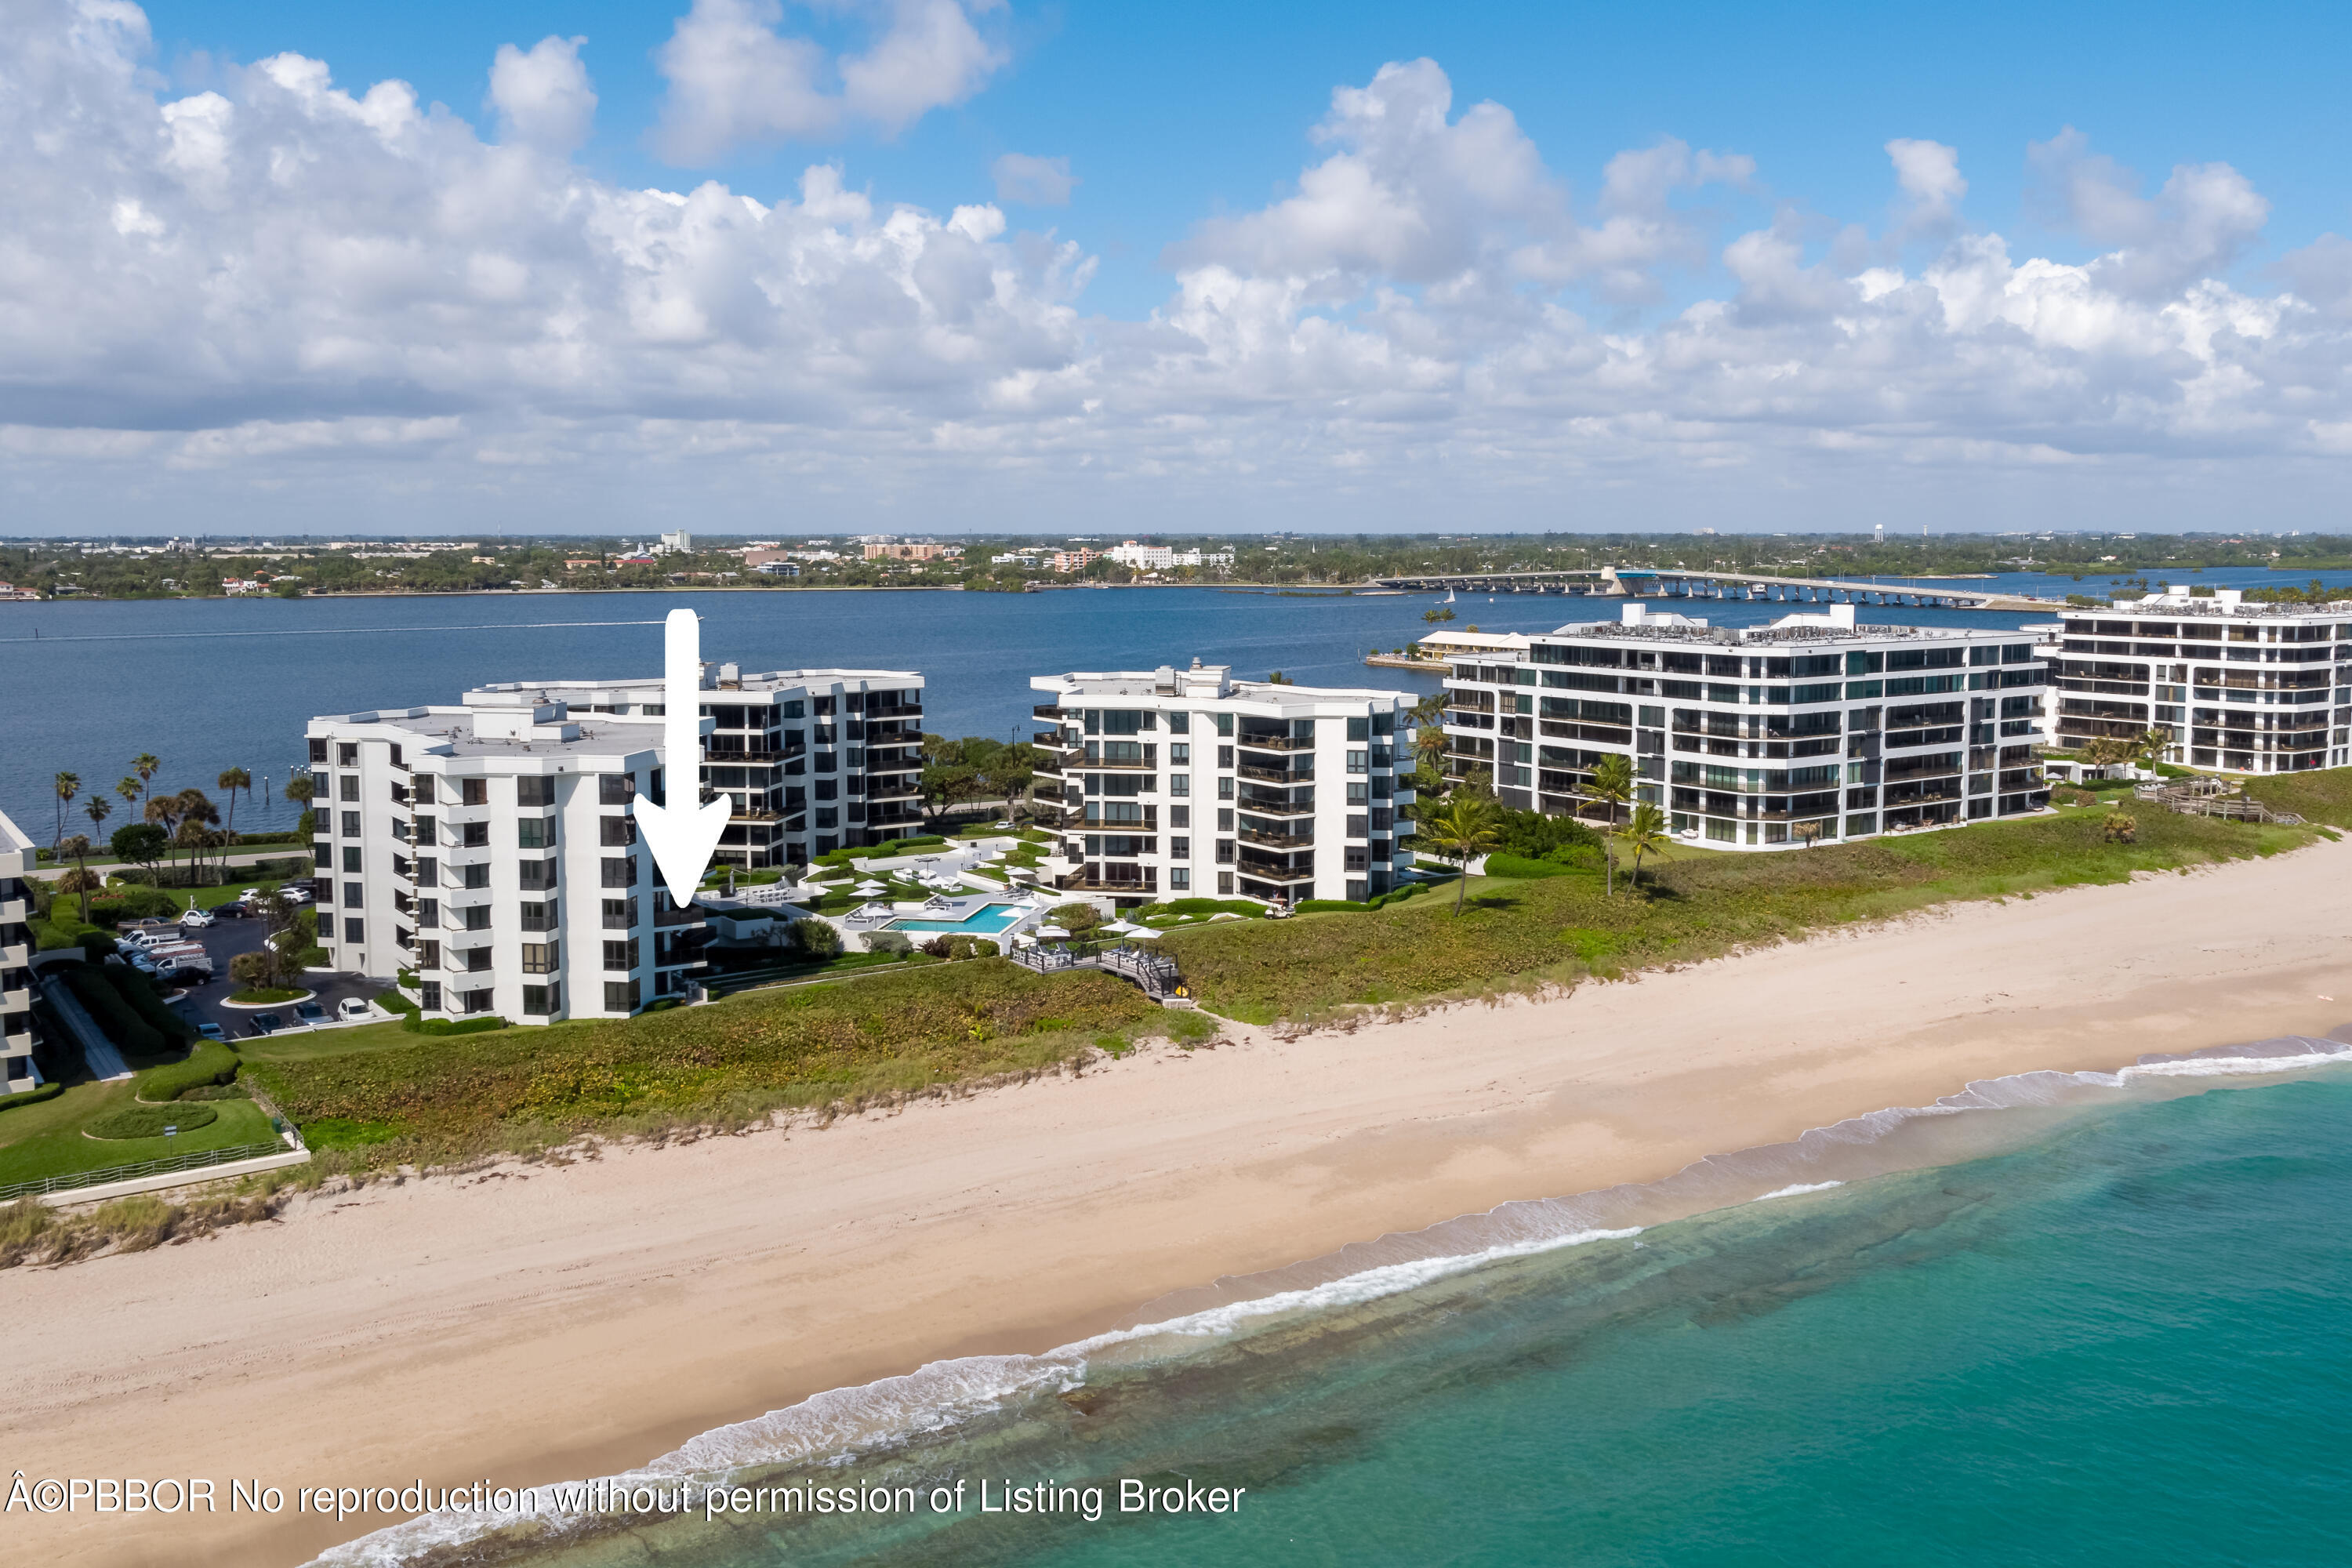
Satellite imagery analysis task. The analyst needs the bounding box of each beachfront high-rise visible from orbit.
[463,664,926,867]
[1,808,45,1094]
[1030,661,1417,906]
[2046,586,2352,772]
[305,692,694,1023]
[1437,603,2053,849]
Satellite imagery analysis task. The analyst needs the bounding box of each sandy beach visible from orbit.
[9,840,2352,1567]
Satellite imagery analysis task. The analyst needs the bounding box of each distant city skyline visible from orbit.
[10,1,2352,535]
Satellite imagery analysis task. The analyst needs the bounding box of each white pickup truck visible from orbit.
[145,940,214,981]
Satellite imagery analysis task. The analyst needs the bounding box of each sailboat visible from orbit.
[1443,589,1456,603]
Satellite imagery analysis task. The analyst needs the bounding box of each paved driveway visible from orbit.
[161,911,391,1044]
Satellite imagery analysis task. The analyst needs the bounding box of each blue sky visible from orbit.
[136,0,2352,319]
[9,0,2352,535]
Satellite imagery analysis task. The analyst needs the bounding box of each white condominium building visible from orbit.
[305,692,702,1024]
[463,663,926,866]
[1441,603,2053,850]
[2,808,44,1093]
[1031,661,1417,906]
[2046,586,2352,772]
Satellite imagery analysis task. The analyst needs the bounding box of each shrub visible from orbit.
[865,931,915,956]
[89,1102,220,1139]
[1494,808,1602,860]
[78,931,118,961]
[410,1016,510,1036]
[0,1081,65,1115]
[920,935,953,958]
[135,1040,241,1101]
[1484,852,1575,880]
[99,964,198,1044]
[1047,902,1103,936]
[789,918,843,959]
[924,934,998,959]
[64,965,167,1057]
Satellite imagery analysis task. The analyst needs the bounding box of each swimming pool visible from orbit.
[881,903,1028,935]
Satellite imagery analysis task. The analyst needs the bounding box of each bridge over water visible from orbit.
[1367,565,2067,614]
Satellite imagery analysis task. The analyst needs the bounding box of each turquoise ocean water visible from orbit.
[323,1042,2352,1567]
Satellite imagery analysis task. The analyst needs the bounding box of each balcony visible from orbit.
[1236,853,1313,882]
[1237,760,1312,786]
[1238,825,1314,848]
[1056,869,1159,894]
[1235,731,1314,753]
[1033,702,1063,720]
[654,902,704,927]
[1235,787,1313,817]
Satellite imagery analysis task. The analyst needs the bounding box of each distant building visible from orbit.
[861,542,956,562]
[221,578,263,594]
[1,807,45,1094]
[1050,549,1101,575]
[1030,661,1418,906]
[564,557,604,570]
[2047,585,2352,772]
[656,530,693,555]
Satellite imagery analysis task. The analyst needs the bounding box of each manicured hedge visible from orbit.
[90,1102,220,1139]
[0,1081,65,1115]
[62,966,169,1058]
[134,1040,241,1102]
[99,964,197,1044]
[410,1016,510,1036]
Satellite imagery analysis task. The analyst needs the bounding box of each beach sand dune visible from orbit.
[10,841,2352,1566]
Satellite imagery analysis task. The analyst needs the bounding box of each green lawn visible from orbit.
[1160,802,2320,1024]
[0,1079,280,1187]
[2245,768,2352,828]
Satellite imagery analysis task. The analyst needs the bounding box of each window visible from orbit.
[413,815,435,846]
[1171,837,1191,858]
[517,776,554,808]
[460,822,488,848]
[1170,804,1190,829]
[342,845,361,873]
[415,939,440,970]
[1347,880,1368,902]
[1167,712,1189,735]
[337,742,358,768]
[1217,777,1235,799]
[309,739,328,764]
[343,880,362,906]
[1215,839,1235,863]
[460,778,488,806]
[815,779,839,800]
[604,939,639,971]
[518,817,554,848]
[599,815,634,847]
[419,981,442,1011]
[1344,847,1369,872]
[602,898,635,929]
[600,772,635,804]
[458,862,488,890]
[340,811,361,837]
[410,775,434,805]
[521,942,557,975]
[1347,751,1368,773]
[1345,781,1370,803]
[1170,742,1191,764]
[1217,872,1234,895]
[604,980,637,1013]
[1217,808,1234,832]
[339,774,359,802]
[518,858,558,891]
[416,855,437,886]
[519,902,554,931]
[1217,745,1235,768]
[601,855,637,887]
[1171,868,1191,890]
[453,905,487,931]
[522,984,559,1017]
[1215,713,1234,736]
[1347,717,1369,742]
[419,898,438,929]
[343,918,364,942]
[1170,774,1190,797]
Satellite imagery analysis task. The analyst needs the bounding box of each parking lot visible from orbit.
[151,905,393,1043]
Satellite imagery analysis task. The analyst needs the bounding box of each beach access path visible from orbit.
[11,839,2352,1567]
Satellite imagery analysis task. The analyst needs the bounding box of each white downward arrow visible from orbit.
[631,608,731,909]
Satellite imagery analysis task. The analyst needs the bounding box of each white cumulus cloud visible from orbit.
[5,5,2352,534]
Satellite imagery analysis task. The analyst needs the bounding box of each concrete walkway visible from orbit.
[41,978,132,1081]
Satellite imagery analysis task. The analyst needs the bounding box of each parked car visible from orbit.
[249,1011,286,1036]
[181,905,216,928]
[337,996,373,1022]
[194,1021,226,1041]
[281,885,314,906]
[212,902,252,920]
[294,1000,327,1025]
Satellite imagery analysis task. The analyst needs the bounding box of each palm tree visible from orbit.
[218,766,252,834]
[2134,728,2172,775]
[1585,754,1635,895]
[145,794,181,876]
[115,775,142,815]
[53,771,79,847]
[58,834,93,923]
[131,753,160,806]
[1426,796,1501,914]
[82,794,111,885]
[174,789,220,877]
[1614,802,1671,891]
